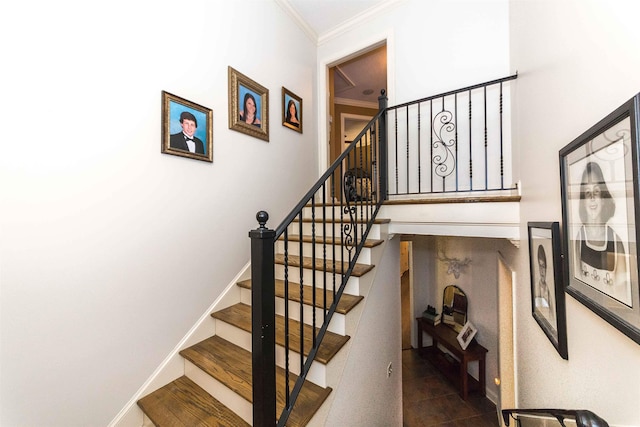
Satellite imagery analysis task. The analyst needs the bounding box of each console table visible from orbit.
[416,317,488,400]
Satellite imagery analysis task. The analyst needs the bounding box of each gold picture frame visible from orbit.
[161,91,213,162]
[282,87,302,133]
[228,66,269,141]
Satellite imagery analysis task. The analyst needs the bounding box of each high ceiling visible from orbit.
[282,0,390,104]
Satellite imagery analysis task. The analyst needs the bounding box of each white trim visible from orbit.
[107,262,251,427]
[317,0,406,46]
[274,0,318,43]
[334,97,379,109]
[317,30,395,177]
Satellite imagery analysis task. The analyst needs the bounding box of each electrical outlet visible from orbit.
[387,362,393,377]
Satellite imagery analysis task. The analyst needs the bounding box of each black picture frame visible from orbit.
[161,91,213,162]
[228,66,269,141]
[528,222,568,359]
[559,93,640,345]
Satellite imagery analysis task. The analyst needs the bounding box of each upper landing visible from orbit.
[379,190,521,240]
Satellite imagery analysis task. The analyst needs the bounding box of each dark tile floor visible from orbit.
[402,348,500,427]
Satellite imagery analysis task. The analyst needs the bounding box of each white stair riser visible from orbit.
[287,221,382,240]
[213,319,328,387]
[301,205,378,220]
[275,265,363,296]
[275,240,372,264]
[239,287,347,335]
[185,360,252,425]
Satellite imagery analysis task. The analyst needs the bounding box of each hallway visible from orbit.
[402,348,499,426]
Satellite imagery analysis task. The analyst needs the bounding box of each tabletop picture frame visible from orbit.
[528,222,568,359]
[282,87,302,133]
[228,66,269,141]
[559,93,640,346]
[161,91,213,162]
[456,321,477,350]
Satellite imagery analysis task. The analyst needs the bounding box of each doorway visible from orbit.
[327,43,387,171]
[400,240,413,349]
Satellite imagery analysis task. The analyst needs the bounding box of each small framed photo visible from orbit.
[456,321,477,350]
[161,91,213,162]
[528,222,568,359]
[559,93,640,345]
[282,87,302,133]
[228,66,269,141]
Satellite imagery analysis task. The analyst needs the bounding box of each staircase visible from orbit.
[136,204,390,426]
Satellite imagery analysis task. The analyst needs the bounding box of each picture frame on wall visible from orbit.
[282,87,302,133]
[528,222,568,359]
[161,91,213,162]
[228,66,269,141]
[559,93,640,345]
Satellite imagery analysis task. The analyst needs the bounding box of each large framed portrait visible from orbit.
[161,91,213,162]
[528,222,568,359]
[559,93,640,345]
[282,87,302,133]
[228,66,269,141]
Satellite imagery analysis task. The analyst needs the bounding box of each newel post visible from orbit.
[249,211,276,427]
[378,89,388,201]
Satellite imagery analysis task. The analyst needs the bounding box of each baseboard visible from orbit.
[107,261,251,427]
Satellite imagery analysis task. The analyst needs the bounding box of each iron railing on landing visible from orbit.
[387,73,518,196]
[250,73,517,427]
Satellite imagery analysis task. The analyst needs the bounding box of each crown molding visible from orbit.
[274,0,318,44]
[334,97,379,109]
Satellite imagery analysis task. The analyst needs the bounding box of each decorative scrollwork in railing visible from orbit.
[432,110,457,178]
[342,174,357,254]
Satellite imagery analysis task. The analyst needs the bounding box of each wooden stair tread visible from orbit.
[275,254,374,277]
[180,335,332,427]
[137,375,250,427]
[212,303,349,364]
[236,278,363,315]
[280,234,383,248]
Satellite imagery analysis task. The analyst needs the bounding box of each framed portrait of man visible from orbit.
[560,93,640,345]
[161,91,213,162]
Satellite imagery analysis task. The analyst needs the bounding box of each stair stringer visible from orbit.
[302,223,394,427]
[320,233,404,426]
[108,262,252,427]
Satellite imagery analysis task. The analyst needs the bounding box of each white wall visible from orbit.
[0,1,317,425]
[323,235,403,426]
[510,0,640,424]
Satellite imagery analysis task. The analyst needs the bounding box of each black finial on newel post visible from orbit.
[249,211,276,427]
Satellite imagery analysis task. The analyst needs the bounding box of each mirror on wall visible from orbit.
[442,285,468,333]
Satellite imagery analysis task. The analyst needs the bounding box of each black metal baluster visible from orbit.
[322,184,327,321]
[469,89,473,190]
[455,93,459,191]
[441,97,446,191]
[298,211,304,371]
[484,85,488,190]
[394,110,399,194]
[405,105,409,194]
[283,227,290,408]
[430,99,433,193]
[499,81,504,189]
[311,196,317,346]
[417,102,421,194]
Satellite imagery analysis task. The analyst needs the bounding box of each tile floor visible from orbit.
[402,348,500,427]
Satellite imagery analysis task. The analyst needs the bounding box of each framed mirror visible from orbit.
[442,285,468,333]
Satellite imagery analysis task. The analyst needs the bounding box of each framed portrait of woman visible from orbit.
[528,222,568,359]
[228,66,269,141]
[282,87,302,133]
[559,93,640,345]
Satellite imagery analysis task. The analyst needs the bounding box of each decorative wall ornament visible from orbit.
[438,249,471,279]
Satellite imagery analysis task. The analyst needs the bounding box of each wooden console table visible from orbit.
[416,317,487,400]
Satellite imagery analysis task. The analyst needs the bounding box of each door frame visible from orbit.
[317,31,395,175]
